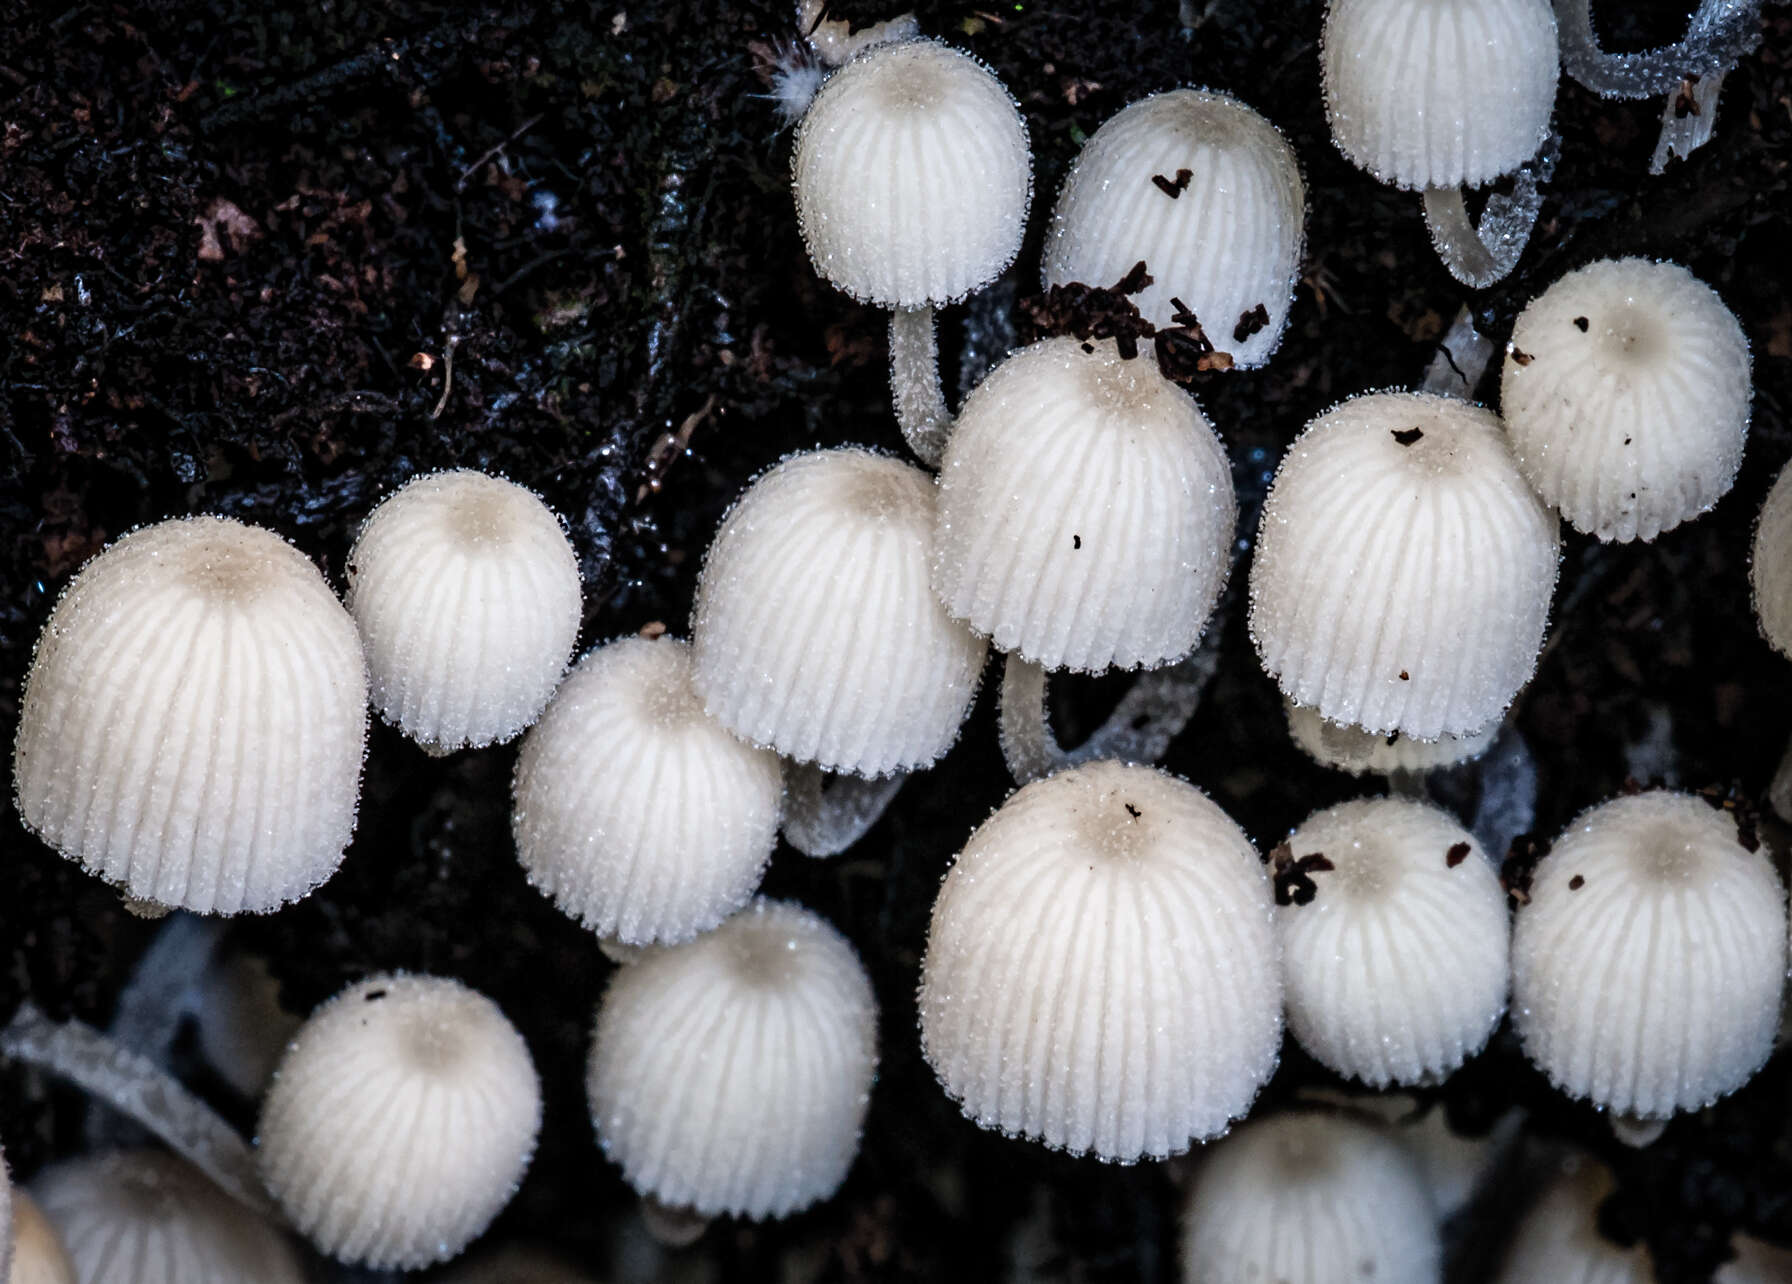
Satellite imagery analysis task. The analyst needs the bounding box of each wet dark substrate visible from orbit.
[4,2,1792,1280]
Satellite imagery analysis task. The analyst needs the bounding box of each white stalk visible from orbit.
[1419,305,1496,399]
[1555,0,1761,98]
[889,305,951,468]
[782,761,908,857]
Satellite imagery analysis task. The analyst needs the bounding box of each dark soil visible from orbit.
[4,2,1791,1281]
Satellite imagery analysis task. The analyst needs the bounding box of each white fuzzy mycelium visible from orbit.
[1511,791,1788,1121]
[33,1151,304,1284]
[346,469,581,754]
[1285,699,1499,777]
[256,974,542,1270]
[1041,89,1304,367]
[1494,1154,1653,1284]
[918,761,1281,1161]
[12,516,367,915]
[691,447,987,777]
[1250,391,1560,740]
[1179,1111,1441,1284]
[792,39,1030,308]
[1753,460,1792,657]
[931,337,1236,673]
[586,898,879,1220]
[1322,0,1559,190]
[7,1188,78,1284]
[512,634,783,945]
[1275,797,1509,1087]
[1502,258,1752,542]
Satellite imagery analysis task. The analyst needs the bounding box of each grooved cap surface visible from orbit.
[792,39,1030,307]
[1042,90,1304,367]
[932,337,1236,672]
[586,898,879,1219]
[1511,791,1788,1119]
[1502,258,1751,543]
[347,469,582,754]
[692,448,987,776]
[12,516,367,914]
[257,974,542,1270]
[1249,391,1560,739]
[918,761,1281,1160]
[512,635,782,945]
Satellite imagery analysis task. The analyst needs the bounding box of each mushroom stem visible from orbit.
[640,1195,711,1248]
[1651,70,1726,173]
[1385,768,1430,801]
[889,306,952,468]
[0,1003,271,1216]
[1768,732,1792,823]
[999,640,1222,786]
[1608,1113,1668,1148]
[1420,170,1547,289]
[1554,0,1761,99]
[1419,305,1495,400]
[798,0,919,68]
[782,761,907,857]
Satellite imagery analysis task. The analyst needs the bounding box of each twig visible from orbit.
[455,113,543,192]
[431,335,461,419]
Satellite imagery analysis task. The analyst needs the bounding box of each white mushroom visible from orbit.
[1285,699,1499,778]
[1494,1153,1654,1284]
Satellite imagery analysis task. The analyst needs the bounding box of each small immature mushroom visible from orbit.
[1285,699,1498,778]
[1274,797,1509,1087]
[1042,89,1305,367]
[1511,791,1788,1126]
[1502,258,1751,542]
[1322,0,1559,285]
[13,516,367,915]
[587,898,878,1221]
[792,39,1031,464]
[257,974,542,1270]
[918,761,1281,1160]
[1179,1111,1441,1284]
[347,469,582,755]
[512,634,783,944]
[1494,1154,1653,1284]
[33,1151,304,1284]
[8,1188,79,1284]
[1250,391,1560,740]
[692,448,987,778]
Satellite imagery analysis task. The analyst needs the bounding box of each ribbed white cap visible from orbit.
[1042,89,1304,367]
[1503,258,1751,542]
[918,761,1281,1160]
[586,898,879,1219]
[257,974,542,1270]
[512,635,782,945]
[1250,391,1560,740]
[1276,797,1509,1086]
[792,39,1030,308]
[1180,1112,1441,1284]
[692,448,987,776]
[1494,1155,1654,1284]
[347,469,582,754]
[1323,0,1559,189]
[1512,791,1788,1120]
[932,337,1236,673]
[12,516,367,914]
[33,1151,305,1284]
[1754,460,1792,657]
[1285,699,1499,776]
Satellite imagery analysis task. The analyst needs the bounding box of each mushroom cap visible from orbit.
[12,515,367,914]
[1494,1155,1653,1284]
[33,1150,305,1284]
[931,337,1237,673]
[1717,1233,1792,1284]
[918,761,1281,1160]
[1753,459,1792,658]
[257,973,542,1270]
[692,447,988,777]
[1322,0,1559,190]
[1285,698,1499,776]
[512,634,783,945]
[1041,89,1305,367]
[1275,797,1510,1087]
[586,897,879,1220]
[1511,791,1788,1120]
[1179,1111,1441,1284]
[792,38,1030,308]
[8,1188,79,1284]
[347,469,582,754]
[1502,258,1752,543]
[1249,390,1560,740]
